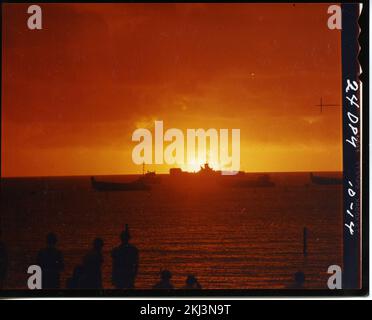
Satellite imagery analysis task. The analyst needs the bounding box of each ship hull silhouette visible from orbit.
[91,177,151,191]
[310,173,342,185]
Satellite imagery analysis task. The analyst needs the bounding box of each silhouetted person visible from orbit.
[287,271,305,289]
[153,270,174,289]
[111,225,139,289]
[81,238,104,289]
[182,274,202,289]
[66,265,84,289]
[0,241,8,289]
[36,233,64,289]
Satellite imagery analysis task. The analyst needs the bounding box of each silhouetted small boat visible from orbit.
[91,177,151,192]
[310,173,342,185]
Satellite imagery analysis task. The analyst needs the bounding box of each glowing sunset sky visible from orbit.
[2,3,342,177]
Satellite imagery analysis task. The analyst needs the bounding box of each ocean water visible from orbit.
[1,172,343,290]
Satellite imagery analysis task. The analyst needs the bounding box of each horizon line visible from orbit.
[1,169,343,179]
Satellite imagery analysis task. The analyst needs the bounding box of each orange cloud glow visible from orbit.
[2,3,342,177]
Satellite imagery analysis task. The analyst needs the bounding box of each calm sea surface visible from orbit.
[1,172,342,290]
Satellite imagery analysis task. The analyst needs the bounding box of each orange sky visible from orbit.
[2,3,342,177]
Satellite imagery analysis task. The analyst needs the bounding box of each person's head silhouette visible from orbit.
[294,271,305,287]
[120,224,131,245]
[93,238,104,251]
[186,274,197,286]
[46,233,57,247]
[160,270,172,282]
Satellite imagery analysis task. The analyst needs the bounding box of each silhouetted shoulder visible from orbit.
[127,244,139,254]
[111,246,120,258]
[112,244,138,257]
[84,250,103,266]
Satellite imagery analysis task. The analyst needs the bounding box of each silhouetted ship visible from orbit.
[91,177,150,192]
[169,163,221,177]
[169,163,275,188]
[310,173,342,185]
[138,171,161,184]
